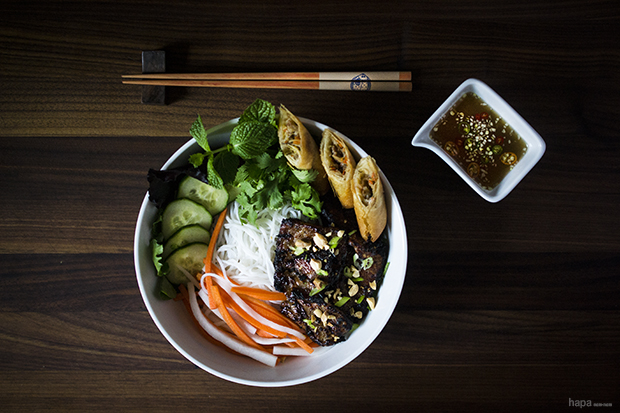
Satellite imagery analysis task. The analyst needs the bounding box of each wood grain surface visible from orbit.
[1,0,619,411]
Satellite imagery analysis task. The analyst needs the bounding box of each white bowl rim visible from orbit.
[134,116,408,387]
[411,78,546,202]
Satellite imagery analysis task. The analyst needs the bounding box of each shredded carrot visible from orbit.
[231,286,286,302]
[210,282,265,351]
[244,296,304,332]
[255,329,276,338]
[219,290,287,338]
[291,335,314,354]
[204,206,228,273]
[201,207,230,311]
[246,300,291,327]
[178,283,190,301]
[181,280,314,358]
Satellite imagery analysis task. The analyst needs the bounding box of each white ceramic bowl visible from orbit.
[412,78,545,202]
[134,117,408,387]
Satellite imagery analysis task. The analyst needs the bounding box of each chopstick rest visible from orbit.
[141,50,166,105]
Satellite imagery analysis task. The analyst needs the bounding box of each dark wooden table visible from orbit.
[1,1,619,411]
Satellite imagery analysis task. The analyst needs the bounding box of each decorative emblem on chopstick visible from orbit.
[350,73,371,91]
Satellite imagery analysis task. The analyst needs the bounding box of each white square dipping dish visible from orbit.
[411,78,545,202]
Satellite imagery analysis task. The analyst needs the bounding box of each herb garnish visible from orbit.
[188,99,322,225]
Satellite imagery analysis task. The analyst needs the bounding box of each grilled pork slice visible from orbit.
[274,214,389,346]
[280,291,353,346]
[274,218,350,296]
[321,192,389,319]
[345,232,389,316]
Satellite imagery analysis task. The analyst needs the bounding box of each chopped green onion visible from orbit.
[303,319,316,329]
[348,230,358,236]
[361,257,373,270]
[317,269,328,277]
[352,277,364,282]
[356,295,365,304]
[309,285,326,296]
[353,254,374,270]
[334,297,350,307]
[328,236,341,249]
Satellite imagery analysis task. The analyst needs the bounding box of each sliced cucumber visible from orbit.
[162,224,211,260]
[177,176,229,215]
[164,242,209,285]
[162,198,213,240]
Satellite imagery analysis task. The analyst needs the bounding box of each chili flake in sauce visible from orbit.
[430,92,528,190]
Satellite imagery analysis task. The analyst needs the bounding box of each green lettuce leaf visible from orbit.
[158,276,177,300]
[150,238,164,274]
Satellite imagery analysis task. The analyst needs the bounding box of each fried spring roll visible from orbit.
[352,156,387,242]
[278,105,329,194]
[320,129,356,209]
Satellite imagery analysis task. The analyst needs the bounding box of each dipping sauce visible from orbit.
[430,92,528,190]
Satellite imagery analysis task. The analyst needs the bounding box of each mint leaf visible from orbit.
[239,99,276,125]
[214,151,239,185]
[189,115,211,152]
[188,152,207,168]
[229,121,277,160]
[206,156,224,189]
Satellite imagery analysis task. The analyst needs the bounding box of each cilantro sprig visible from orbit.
[233,148,322,224]
[188,99,322,225]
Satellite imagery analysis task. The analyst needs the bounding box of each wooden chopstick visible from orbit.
[122,79,412,92]
[122,71,411,82]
